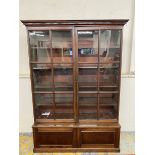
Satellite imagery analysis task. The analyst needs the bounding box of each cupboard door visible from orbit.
[29,28,75,121]
[29,27,121,122]
[76,28,121,121]
[79,127,120,148]
[33,127,74,148]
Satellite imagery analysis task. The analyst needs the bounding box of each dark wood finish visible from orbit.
[21,20,128,27]
[32,123,120,152]
[22,20,128,152]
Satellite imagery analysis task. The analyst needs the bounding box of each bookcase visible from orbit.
[22,20,128,152]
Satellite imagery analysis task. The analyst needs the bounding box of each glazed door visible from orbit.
[76,27,121,121]
[29,27,121,122]
[28,28,75,121]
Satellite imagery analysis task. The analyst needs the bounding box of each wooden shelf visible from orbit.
[31,47,50,49]
[36,104,53,106]
[78,66,118,69]
[33,91,53,94]
[78,91,119,94]
[55,85,73,88]
[79,85,118,88]
[79,86,97,88]
[33,67,51,70]
[99,91,119,94]
[55,103,73,107]
[33,91,73,94]
[31,61,73,64]
[78,103,116,107]
[78,61,120,64]
[100,85,118,87]
[30,59,119,65]
[31,61,51,64]
[32,65,73,70]
[78,41,120,49]
[78,91,97,94]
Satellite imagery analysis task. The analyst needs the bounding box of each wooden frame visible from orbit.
[22,20,128,152]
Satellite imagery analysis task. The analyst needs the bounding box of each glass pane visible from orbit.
[99,64,119,87]
[78,30,98,63]
[54,64,73,91]
[52,30,73,63]
[29,31,51,62]
[32,64,52,91]
[79,93,97,119]
[78,64,97,91]
[100,30,121,62]
[55,93,73,119]
[99,93,118,119]
[35,93,53,119]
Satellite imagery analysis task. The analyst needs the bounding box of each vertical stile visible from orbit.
[97,29,100,120]
[72,27,77,122]
[117,29,123,121]
[49,30,56,119]
[27,29,36,122]
[75,28,79,123]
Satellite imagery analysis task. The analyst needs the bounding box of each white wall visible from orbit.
[120,76,135,131]
[19,0,135,132]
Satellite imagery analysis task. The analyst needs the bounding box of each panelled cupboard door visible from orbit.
[28,28,75,121]
[33,127,76,148]
[76,27,121,121]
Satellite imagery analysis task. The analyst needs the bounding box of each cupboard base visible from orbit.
[34,148,120,153]
[33,123,120,153]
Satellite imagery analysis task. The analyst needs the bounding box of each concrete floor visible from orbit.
[19,132,134,155]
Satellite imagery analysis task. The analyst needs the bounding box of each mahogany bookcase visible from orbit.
[22,20,128,152]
